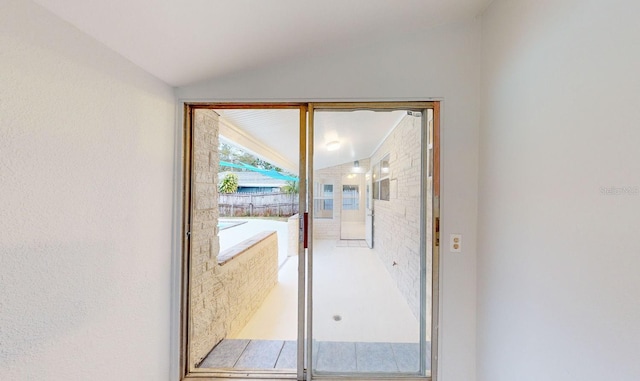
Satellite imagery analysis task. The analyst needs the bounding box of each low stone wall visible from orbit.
[193,230,278,367]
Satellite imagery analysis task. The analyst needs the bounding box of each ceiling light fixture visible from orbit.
[326,141,340,151]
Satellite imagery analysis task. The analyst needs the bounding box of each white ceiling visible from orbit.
[313,110,407,170]
[33,0,492,86]
[33,0,487,172]
[217,108,408,173]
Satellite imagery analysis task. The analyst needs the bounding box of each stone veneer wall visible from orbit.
[370,115,431,324]
[313,159,371,240]
[189,109,279,368]
[190,109,221,367]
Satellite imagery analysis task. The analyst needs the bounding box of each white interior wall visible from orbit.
[478,1,640,380]
[0,1,176,380]
[178,19,481,381]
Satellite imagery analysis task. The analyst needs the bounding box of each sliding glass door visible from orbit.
[181,102,439,381]
[306,103,438,379]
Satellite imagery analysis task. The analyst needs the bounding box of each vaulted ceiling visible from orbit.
[32,0,488,172]
[33,0,492,87]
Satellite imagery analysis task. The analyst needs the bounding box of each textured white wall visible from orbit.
[178,19,481,381]
[479,1,640,380]
[0,1,175,380]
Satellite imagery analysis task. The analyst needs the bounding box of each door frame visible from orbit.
[177,101,440,381]
[339,176,366,240]
[364,169,374,249]
[179,103,305,381]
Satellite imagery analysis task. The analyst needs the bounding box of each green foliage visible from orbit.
[281,180,299,194]
[219,173,239,193]
[219,143,283,172]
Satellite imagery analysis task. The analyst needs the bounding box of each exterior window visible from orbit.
[379,179,390,201]
[314,182,333,218]
[373,154,391,201]
[372,162,380,199]
[342,185,359,210]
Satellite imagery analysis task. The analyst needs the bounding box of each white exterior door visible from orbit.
[365,170,374,248]
[340,175,365,239]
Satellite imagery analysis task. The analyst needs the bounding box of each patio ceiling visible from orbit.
[216,109,407,173]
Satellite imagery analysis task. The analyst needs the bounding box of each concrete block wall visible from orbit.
[370,115,427,321]
[313,159,371,240]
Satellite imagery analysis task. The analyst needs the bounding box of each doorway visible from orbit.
[340,176,365,240]
[179,102,440,381]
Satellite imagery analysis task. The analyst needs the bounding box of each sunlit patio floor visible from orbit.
[231,239,419,343]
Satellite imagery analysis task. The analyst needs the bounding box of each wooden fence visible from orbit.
[219,192,299,217]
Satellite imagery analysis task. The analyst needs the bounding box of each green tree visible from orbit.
[219,173,239,193]
[281,180,299,194]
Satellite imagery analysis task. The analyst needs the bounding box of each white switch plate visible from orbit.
[449,234,462,253]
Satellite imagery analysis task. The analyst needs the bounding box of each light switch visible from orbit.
[449,234,462,253]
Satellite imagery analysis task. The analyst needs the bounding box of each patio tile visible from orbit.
[391,342,421,373]
[199,339,249,368]
[356,342,398,372]
[235,340,283,369]
[275,340,297,369]
[306,339,319,369]
[315,341,357,372]
[201,339,430,373]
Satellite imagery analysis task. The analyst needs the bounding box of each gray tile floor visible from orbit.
[199,339,430,374]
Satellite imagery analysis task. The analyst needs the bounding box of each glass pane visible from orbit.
[314,199,333,218]
[312,109,430,376]
[314,182,333,219]
[191,108,300,375]
[342,185,360,210]
[380,154,390,179]
[380,178,390,201]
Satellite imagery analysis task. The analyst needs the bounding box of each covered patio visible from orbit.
[200,232,425,372]
[231,239,419,343]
